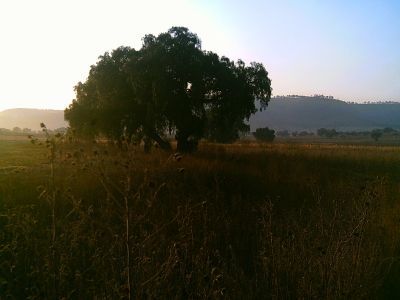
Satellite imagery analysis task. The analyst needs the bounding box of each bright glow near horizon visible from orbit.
[0,0,399,111]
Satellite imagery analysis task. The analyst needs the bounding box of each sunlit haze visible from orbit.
[0,0,399,111]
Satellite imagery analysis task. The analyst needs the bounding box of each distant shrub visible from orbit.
[317,128,338,138]
[383,127,396,134]
[371,129,383,141]
[253,127,275,142]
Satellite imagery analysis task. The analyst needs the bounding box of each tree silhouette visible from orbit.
[65,27,272,152]
[253,127,275,142]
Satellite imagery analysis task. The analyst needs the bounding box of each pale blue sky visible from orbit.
[0,0,399,110]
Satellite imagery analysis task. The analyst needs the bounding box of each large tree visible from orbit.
[65,27,272,152]
[65,46,137,139]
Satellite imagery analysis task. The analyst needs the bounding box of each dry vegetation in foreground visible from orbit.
[1,137,400,299]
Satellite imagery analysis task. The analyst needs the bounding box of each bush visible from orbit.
[253,127,275,142]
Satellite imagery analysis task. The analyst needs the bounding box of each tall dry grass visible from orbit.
[0,139,400,298]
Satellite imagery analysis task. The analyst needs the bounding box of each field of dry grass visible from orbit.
[1,137,400,299]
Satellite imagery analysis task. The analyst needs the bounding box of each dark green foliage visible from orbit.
[204,58,272,144]
[65,46,137,140]
[253,127,275,142]
[65,27,272,151]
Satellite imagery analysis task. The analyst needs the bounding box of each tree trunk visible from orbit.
[143,137,152,153]
[145,130,172,152]
[176,136,198,153]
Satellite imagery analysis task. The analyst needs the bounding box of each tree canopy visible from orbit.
[253,127,275,142]
[65,27,272,152]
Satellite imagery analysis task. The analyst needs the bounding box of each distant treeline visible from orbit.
[274,127,398,141]
[0,126,67,136]
[275,94,335,100]
[274,94,399,104]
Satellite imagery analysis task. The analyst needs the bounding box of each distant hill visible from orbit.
[2,98,400,133]
[0,108,67,131]
[249,96,400,132]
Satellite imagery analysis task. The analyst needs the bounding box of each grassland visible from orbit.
[1,137,400,299]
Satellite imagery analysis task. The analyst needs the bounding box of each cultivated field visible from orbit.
[1,136,400,299]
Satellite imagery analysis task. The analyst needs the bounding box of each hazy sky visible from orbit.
[0,0,399,111]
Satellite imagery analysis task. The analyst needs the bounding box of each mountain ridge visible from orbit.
[0,108,67,130]
[1,97,400,132]
[249,96,400,132]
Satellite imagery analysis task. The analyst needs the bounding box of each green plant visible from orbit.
[253,127,275,142]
